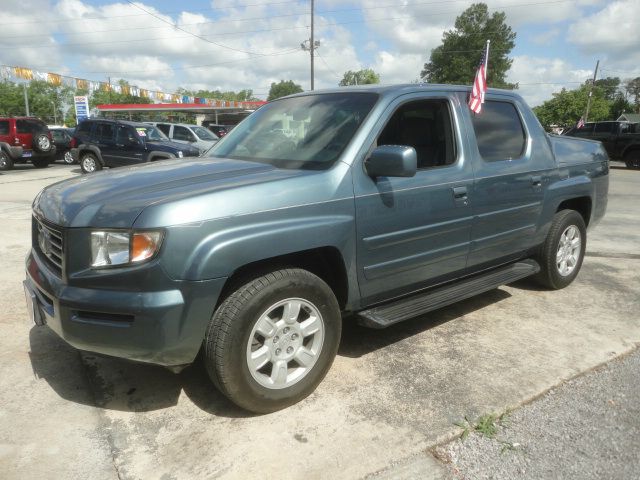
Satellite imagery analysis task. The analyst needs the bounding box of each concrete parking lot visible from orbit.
[0,162,638,479]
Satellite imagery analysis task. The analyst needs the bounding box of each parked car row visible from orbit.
[70,119,201,173]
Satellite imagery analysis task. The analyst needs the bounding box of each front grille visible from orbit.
[33,216,64,275]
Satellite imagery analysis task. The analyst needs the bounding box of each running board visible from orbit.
[357,260,540,329]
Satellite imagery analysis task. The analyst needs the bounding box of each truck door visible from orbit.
[94,122,117,166]
[113,125,145,166]
[353,94,474,306]
[591,122,617,157]
[465,97,551,270]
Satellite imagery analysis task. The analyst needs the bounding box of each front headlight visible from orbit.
[177,151,184,158]
[90,230,164,267]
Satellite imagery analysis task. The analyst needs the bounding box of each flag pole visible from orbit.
[484,39,490,80]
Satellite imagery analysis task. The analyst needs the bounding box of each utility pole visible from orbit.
[23,83,30,116]
[584,59,599,123]
[300,0,320,90]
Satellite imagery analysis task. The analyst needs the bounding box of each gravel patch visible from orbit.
[435,348,640,480]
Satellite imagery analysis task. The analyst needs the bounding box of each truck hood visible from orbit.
[34,158,310,228]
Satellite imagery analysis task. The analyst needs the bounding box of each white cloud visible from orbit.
[507,56,593,106]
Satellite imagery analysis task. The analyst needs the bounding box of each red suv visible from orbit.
[0,117,56,170]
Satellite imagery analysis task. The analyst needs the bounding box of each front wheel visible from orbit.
[0,150,13,171]
[203,269,341,413]
[535,209,586,289]
[63,151,75,164]
[80,153,102,173]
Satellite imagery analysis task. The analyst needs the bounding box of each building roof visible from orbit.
[617,113,640,122]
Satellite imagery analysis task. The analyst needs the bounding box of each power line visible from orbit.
[122,0,297,57]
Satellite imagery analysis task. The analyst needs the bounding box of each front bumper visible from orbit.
[25,248,227,366]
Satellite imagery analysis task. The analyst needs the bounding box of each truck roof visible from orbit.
[283,83,525,102]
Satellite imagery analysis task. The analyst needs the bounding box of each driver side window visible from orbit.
[377,99,456,169]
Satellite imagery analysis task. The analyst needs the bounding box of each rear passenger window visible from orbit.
[156,124,170,135]
[377,99,456,169]
[594,123,614,133]
[77,121,92,135]
[0,121,9,135]
[96,123,114,140]
[471,101,526,161]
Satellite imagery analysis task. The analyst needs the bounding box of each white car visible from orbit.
[150,122,218,154]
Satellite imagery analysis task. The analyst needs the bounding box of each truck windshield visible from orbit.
[208,92,379,169]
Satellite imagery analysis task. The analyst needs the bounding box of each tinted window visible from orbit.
[173,125,195,142]
[378,99,456,169]
[96,123,114,140]
[51,130,66,142]
[0,121,9,135]
[77,121,92,135]
[116,125,138,144]
[574,123,594,136]
[16,119,46,134]
[594,122,614,133]
[156,124,170,135]
[471,101,526,161]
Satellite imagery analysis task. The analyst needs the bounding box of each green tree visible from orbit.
[267,80,303,101]
[533,85,610,130]
[593,77,621,102]
[0,81,25,117]
[610,92,634,119]
[421,3,516,89]
[625,77,640,112]
[339,69,380,86]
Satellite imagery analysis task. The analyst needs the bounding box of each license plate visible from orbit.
[23,282,44,326]
[22,151,32,158]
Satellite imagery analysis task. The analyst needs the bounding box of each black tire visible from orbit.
[0,150,13,171]
[63,151,75,165]
[31,157,51,169]
[535,209,586,290]
[32,133,52,153]
[624,150,640,169]
[203,268,341,413]
[80,153,102,174]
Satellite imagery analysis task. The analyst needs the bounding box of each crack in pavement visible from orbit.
[586,251,640,260]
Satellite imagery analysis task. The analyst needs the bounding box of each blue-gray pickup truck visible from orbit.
[24,85,608,413]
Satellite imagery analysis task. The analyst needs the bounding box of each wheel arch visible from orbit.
[78,144,104,165]
[556,196,592,227]
[217,246,350,311]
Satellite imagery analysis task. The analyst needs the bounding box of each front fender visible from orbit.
[175,214,354,280]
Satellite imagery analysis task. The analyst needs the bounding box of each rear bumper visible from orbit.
[6,145,23,159]
[25,248,226,366]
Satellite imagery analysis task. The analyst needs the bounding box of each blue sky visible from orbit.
[2,0,639,105]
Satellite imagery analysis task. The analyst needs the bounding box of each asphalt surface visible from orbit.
[435,347,640,480]
[0,161,638,479]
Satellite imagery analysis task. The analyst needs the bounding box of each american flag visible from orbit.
[468,41,490,114]
[576,116,585,129]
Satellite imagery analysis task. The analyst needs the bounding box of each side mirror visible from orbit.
[365,145,417,178]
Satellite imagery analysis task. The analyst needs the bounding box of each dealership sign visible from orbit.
[74,96,89,124]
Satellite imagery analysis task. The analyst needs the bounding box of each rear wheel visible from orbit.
[203,268,341,413]
[80,153,102,173]
[31,157,51,169]
[0,150,13,171]
[535,209,586,289]
[624,150,640,169]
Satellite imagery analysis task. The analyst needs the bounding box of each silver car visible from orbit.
[150,122,218,154]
